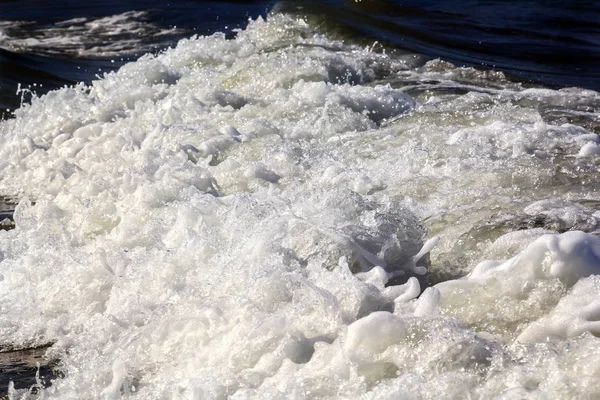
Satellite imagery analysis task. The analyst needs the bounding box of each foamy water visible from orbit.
[1,14,600,399]
[0,11,182,58]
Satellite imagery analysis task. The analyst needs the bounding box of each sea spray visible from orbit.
[0,14,599,399]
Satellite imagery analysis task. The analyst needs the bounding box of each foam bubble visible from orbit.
[1,12,600,399]
[436,231,600,340]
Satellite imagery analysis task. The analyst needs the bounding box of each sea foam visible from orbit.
[1,13,600,399]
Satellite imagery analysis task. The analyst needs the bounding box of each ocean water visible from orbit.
[1,1,600,399]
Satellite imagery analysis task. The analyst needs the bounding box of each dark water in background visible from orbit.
[0,0,276,119]
[1,0,600,119]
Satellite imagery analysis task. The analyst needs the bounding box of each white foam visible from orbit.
[517,275,600,343]
[435,231,600,341]
[579,141,600,157]
[0,11,182,57]
[1,13,600,399]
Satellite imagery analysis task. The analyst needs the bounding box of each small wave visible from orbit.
[0,10,183,58]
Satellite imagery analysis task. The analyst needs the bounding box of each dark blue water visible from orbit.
[1,0,600,119]
[292,1,600,89]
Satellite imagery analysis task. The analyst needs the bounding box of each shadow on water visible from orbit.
[0,196,16,230]
[0,344,60,398]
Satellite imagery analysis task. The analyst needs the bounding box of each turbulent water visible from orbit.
[1,7,600,400]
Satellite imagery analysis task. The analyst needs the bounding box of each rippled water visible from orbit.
[1,2,600,399]
[2,0,600,118]
[0,0,275,119]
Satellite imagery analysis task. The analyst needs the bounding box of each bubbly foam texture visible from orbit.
[1,14,600,399]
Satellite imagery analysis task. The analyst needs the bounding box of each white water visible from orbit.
[0,11,181,57]
[1,14,600,399]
